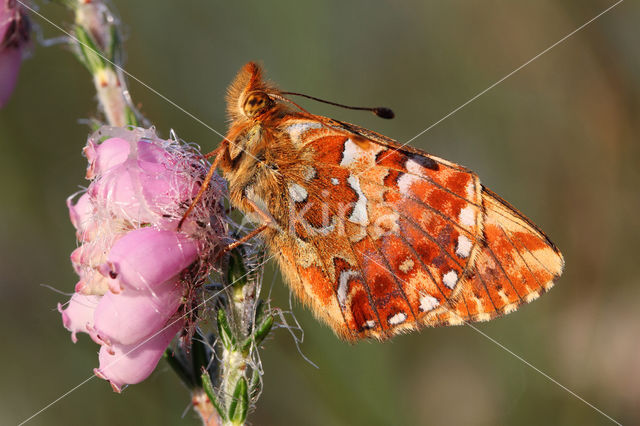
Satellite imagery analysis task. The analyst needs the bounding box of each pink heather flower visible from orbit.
[0,0,30,108]
[59,127,227,392]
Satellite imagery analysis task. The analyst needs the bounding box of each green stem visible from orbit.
[214,248,270,426]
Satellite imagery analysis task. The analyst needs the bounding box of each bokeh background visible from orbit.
[1,1,639,425]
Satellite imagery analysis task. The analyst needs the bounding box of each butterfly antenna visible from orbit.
[267,93,314,116]
[279,91,394,119]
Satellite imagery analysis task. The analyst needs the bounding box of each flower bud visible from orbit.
[0,0,30,108]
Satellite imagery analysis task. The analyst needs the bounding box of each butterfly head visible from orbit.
[227,62,281,123]
[242,91,274,118]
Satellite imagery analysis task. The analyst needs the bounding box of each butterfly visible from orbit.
[187,62,564,341]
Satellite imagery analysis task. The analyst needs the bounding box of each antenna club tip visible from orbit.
[374,107,395,119]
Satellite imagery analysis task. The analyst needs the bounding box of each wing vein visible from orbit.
[498,224,545,292]
[303,190,386,333]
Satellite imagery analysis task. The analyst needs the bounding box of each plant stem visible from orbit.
[71,0,138,126]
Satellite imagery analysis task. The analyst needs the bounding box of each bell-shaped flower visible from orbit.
[59,127,227,392]
[0,0,30,108]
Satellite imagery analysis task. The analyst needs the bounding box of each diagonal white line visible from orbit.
[17,1,626,425]
[17,376,95,426]
[466,323,622,425]
[18,251,276,426]
[16,1,279,176]
[363,0,624,175]
[356,251,621,424]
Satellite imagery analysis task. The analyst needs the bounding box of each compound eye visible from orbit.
[243,92,272,118]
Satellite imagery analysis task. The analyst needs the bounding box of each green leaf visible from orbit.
[249,369,261,395]
[74,25,106,73]
[253,314,273,346]
[106,24,119,63]
[125,102,138,124]
[201,370,226,421]
[217,308,236,350]
[228,377,248,424]
[124,105,138,127]
[254,299,266,325]
[227,247,247,288]
[241,314,274,354]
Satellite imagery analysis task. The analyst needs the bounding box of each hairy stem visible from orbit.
[70,0,139,126]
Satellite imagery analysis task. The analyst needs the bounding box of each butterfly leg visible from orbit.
[217,194,275,257]
[203,150,220,159]
[218,224,268,257]
[219,195,276,251]
[178,141,228,230]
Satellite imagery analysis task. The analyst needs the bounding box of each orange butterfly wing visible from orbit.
[268,115,563,341]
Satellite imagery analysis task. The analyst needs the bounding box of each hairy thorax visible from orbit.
[221,120,310,233]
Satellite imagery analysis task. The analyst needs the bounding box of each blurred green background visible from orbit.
[1,1,639,425]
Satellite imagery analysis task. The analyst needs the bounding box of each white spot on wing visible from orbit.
[405,158,424,174]
[399,257,414,273]
[397,173,420,195]
[459,206,475,227]
[338,270,358,307]
[347,175,369,225]
[419,294,439,312]
[365,320,376,329]
[340,139,361,167]
[397,158,428,195]
[456,235,473,258]
[388,312,407,325]
[288,183,308,203]
[286,122,322,144]
[303,166,317,181]
[331,178,339,185]
[443,270,458,289]
[466,181,475,199]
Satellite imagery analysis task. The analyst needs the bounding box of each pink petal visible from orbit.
[89,162,161,223]
[136,139,172,164]
[0,47,22,108]
[58,294,101,343]
[93,279,183,345]
[67,193,98,242]
[95,319,184,392]
[84,138,131,179]
[101,228,199,291]
[86,139,200,222]
[0,2,11,40]
[137,160,198,213]
[135,139,200,201]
